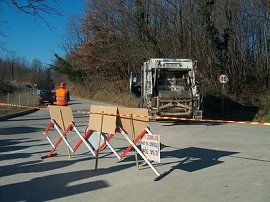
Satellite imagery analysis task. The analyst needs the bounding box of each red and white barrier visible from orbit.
[41,119,74,159]
[118,127,161,177]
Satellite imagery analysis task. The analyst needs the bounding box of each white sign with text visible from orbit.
[141,134,160,163]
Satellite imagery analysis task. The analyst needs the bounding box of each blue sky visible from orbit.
[0,0,84,65]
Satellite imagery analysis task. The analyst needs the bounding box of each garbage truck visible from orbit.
[129,58,203,119]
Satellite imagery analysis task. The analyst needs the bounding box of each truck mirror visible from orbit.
[129,72,141,97]
[131,72,139,83]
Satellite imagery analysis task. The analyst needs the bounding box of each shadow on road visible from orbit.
[0,170,109,201]
[160,147,238,172]
[0,155,138,201]
[139,147,239,180]
[0,126,42,135]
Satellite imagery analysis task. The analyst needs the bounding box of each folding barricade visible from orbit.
[88,105,161,179]
[41,105,96,159]
[42,105,162,180]
[41,105,120,160]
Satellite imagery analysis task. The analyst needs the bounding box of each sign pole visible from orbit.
[130,113,139,170]
[218,74,229,111]
[221,84,224,111]
[95,111,104,171]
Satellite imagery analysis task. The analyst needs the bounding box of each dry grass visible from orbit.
[92,90,139,107]
[69,79,139,107]
[0,108,24,116]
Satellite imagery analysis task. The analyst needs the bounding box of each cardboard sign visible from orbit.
[141,134,160,163]
[48,105,74,130]
[89,105,118,134]
[117,107,149,138]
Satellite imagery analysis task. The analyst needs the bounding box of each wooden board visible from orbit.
[48,105,74,130]
[89,105,118,134]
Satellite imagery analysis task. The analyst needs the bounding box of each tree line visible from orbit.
[0,57,55,91]
[0,0,60,92]
[54,0,270,107]
[1,0,269,109]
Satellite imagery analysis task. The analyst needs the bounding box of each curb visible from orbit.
[0,108,39,121]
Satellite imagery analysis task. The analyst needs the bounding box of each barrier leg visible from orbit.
[43,121,55,149]
[98,134,114,152]
[119,129,147,159]
[41,136,62,159]
[120,129,160,177]
[72,127,96,157]
[46,136,55,149]
[41,123,73,159]
[54,124,74,153]
[44,120,54,134]
[99,134,121,160]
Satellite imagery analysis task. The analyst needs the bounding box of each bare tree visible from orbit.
[0,0,60,50]
[1,0,60,18]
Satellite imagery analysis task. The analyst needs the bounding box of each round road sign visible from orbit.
[218,74,229,84]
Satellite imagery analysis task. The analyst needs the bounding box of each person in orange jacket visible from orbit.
[55,81,70,106]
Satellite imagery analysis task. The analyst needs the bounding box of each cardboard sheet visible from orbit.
[117,107,149,137]
[89,105,118,134]
[48,105,74,130]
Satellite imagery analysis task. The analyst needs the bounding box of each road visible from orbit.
[0,98,270,202]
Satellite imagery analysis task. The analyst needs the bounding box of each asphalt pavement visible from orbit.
[0,98,270,202]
